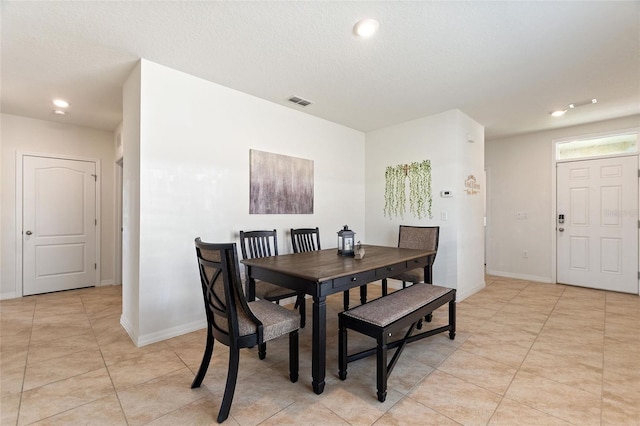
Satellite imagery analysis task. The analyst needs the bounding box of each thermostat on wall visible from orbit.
[440,190,453,198]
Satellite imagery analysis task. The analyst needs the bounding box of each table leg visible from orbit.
[360,284,367,305]
[312,295,327,394]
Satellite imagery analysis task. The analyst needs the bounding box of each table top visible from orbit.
[241,244,434,283]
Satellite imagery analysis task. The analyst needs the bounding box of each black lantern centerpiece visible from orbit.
[337,225,355,256]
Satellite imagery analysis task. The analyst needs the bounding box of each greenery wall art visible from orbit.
[384,160,432,219]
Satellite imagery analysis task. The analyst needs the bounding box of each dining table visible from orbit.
[241,244,435,394]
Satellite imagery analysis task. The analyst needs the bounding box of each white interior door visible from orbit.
[557,156,638,293]
[23,155,97,295]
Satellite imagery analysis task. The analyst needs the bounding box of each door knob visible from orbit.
[25,230,33,235]
[558,228,564,232]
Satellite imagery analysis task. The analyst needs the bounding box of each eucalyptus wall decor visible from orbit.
[384,160,432,219]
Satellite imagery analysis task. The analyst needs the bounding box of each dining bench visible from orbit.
[338,283,456,402]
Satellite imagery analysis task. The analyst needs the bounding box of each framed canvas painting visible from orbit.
[249,149,314,214]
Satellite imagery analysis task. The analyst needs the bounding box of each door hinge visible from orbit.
[95,219,97,226]
[94,263,97,270]
[91,174,97,182]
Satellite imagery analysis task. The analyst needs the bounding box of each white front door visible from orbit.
[23,155,98,296]
[557,156,638,294]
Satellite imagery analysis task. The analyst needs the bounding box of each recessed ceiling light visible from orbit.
[551,110,567,117]
[53,99,69,108]
[353,19,379,38]
[53,110,66,115]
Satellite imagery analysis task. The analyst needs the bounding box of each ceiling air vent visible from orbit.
[287,95,313,107]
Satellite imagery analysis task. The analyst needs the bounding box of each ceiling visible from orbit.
[2,1,639,139]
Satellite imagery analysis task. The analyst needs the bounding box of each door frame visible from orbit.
[550,128,639,287]
[115,158,123,285]
[15,151,101,296]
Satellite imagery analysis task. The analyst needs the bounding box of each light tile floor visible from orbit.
[1,276,639,425]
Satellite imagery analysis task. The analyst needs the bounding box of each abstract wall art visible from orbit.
[249,149,314,214]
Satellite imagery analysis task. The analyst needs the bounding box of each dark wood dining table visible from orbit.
[241,244,435,394]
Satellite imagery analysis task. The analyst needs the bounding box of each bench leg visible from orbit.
[338,317,348,380]
[376,336,388,402]
[449,299,456,340]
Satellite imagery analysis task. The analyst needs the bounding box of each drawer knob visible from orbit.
[351,277,357,282]
[387,267,393,271]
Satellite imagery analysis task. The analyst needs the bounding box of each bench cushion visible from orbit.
[341,283,453,328]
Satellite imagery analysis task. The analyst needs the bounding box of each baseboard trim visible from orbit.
[120,314,138,345]
[0,291,18,300]
[135,319,207,347]
[486,270,553,283]
[456,280,486,302]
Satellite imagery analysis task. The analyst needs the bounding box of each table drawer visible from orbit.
[332,270,377,290]
[406,257,429,269]
[375,262,406,278]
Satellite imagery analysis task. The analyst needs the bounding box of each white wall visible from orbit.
[364,109,485,301]
[0,114,116,299]
[122,59,365,345]
[485,114,640,282]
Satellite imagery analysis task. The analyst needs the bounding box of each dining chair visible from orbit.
[382,225,439,323]
[191,238,299,423]
[381,225,440,293]
[240,230,306,328]
[290,227,321,253]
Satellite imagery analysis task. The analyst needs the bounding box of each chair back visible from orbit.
[398,225,439,253]
[239,230,278,259]
[398,226,440,284]
[194,238,262,345]
[291,227,321,253]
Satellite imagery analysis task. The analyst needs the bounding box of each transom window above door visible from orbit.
[555,130,638,162]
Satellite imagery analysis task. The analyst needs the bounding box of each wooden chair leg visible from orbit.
[217,346,240,423]
[258,342,267,360]
[191,330,214,388]
[297,295,306,329]
[343,290,350,310]
[289,330,299,382]
[381,278,388,296]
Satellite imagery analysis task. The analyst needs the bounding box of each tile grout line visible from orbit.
[81,291,131,426]
[14,295,37,426]
[484,280,569,425]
